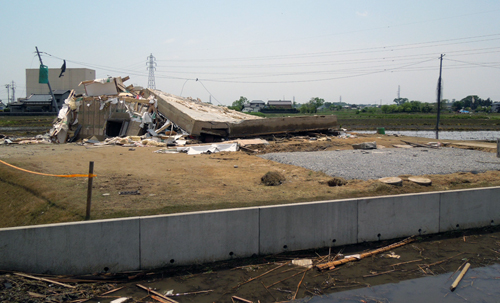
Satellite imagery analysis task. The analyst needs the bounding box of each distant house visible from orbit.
[8,90,71,113]
[268,100,293,109]
[242,100,266,113]
[492,102,500,113]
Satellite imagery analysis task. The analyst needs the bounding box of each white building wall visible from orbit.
[26,68,95,97]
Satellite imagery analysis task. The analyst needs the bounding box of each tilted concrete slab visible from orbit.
[150,89,337,137]
[259,199,358,254]
[140,208,259,268]
[357,192,440,242]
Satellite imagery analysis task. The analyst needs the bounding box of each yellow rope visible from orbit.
[0,159,96,178]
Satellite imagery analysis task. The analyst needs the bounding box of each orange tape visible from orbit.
[0,159,96,178]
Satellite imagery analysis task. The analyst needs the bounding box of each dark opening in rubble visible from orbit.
[106,120,129,137]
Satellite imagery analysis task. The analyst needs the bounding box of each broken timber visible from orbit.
[316,236,416,271]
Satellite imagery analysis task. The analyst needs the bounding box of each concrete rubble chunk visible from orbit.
[352,141,377,150]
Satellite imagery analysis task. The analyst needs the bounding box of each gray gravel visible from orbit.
[259,147,500,180]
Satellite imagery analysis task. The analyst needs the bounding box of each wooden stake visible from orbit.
[85,161,94,220]
[450,263,470,291]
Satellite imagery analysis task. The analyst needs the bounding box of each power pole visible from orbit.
[398,85,400,99]
[146,53,157,89]
[35,47,59,112]
[5,84,10,104]
[435,54,445,140]
[11,81,15,103]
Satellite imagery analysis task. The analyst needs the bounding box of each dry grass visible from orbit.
[1,134,499,227]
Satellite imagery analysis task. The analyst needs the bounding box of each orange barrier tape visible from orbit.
[0,159,96,178]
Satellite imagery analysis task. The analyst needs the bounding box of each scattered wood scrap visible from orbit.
[316,236,416,271]
[136,284,179,303]
[14,272,76,289]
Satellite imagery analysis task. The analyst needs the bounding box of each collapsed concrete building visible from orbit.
[51,76,337,143]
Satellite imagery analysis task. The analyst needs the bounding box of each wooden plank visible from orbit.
[450,263,470,291]
[136,284,179,303]
[14,272,75,289]
[122,97,150,104]
[122,76,130,82]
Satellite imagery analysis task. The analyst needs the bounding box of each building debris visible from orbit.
[352,141,377,150]
[47,75,336,146]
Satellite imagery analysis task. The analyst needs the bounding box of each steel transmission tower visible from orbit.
[146,53,157,89]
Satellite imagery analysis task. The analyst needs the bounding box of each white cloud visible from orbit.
[356,11,368,17]
[163,38,175,44]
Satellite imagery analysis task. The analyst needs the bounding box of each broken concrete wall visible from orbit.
[150,89,337,138]
[229,115,338,137]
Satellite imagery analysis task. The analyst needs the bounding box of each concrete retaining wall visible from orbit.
[0,187,499,274]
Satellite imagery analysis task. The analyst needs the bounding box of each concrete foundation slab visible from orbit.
[439,187,500,231]
[140,208,259,268]
[357,193,440,242]
[259,200,357,254]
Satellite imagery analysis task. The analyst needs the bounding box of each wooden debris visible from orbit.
[292,270,308,300]
[232,295,253,303]
[363,269,395,278]
[14,272,76,289]
[28,291,46,298]
[136,284,179,303]
[316,236,415,271]
[450,263,471,291]
[233,261,291,289]
[265,267,310,288]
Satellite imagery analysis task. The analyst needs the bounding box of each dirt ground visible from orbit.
[0,133,499,227]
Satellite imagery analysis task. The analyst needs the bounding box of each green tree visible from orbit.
[393,97,409,105]
[230,96,248,111]
[310,97,325,109]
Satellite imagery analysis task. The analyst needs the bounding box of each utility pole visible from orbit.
[5,84,10,104]
[435,54,445,140]
[398,85,400,99]
[146,53,157,89]
[10,81,15,103]
[35,47,59,112]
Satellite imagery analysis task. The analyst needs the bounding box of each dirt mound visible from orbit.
[327,177,348,187]
[261,171,286,186]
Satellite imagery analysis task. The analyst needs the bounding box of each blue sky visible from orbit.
[1,0,499,106]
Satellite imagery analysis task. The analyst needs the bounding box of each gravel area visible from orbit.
[259,147,500,180]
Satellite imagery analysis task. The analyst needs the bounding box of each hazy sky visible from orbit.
[1,0,499,106]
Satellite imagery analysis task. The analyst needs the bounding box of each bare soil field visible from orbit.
[0,133,499,228]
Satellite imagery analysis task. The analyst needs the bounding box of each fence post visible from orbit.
[497,139,499,158]
[85,161,94,220]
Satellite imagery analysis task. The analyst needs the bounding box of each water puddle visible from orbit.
[354,130,500,141]
[298,263,500,303]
